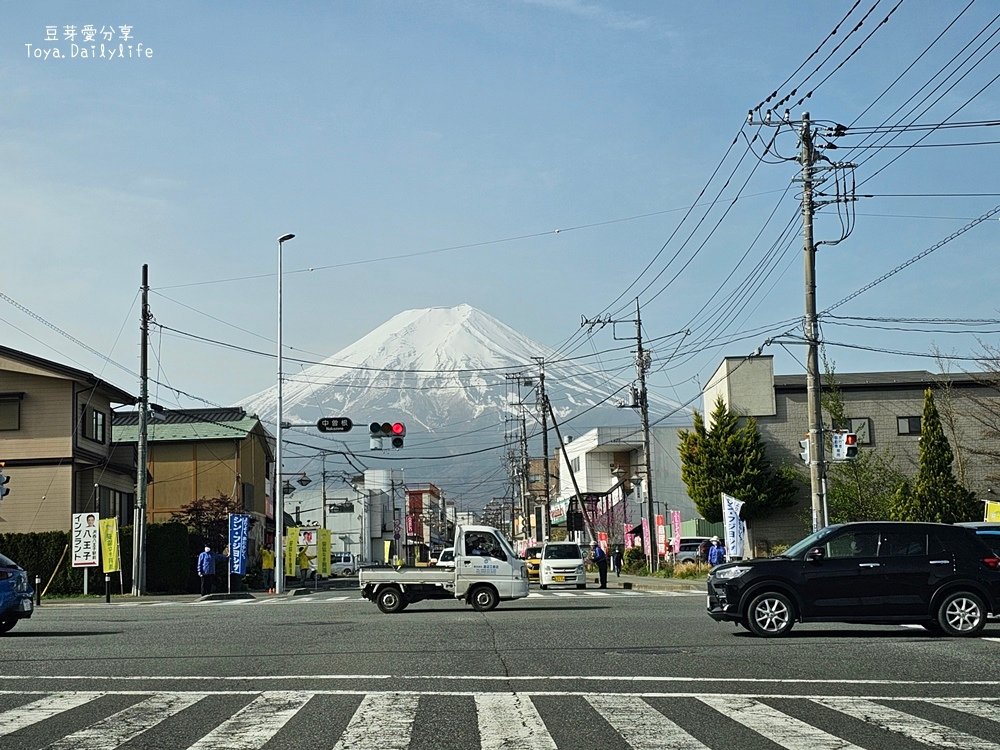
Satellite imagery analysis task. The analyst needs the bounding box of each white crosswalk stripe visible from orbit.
[6,690,995,749]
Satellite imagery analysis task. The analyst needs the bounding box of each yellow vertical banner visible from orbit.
[317,529,331,577]
[285,527,299,574]
[986,501,1000,523]
[384,540,392,564]
[99,518,120,573]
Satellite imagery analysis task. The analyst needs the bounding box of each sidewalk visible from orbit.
[593,572,706,593]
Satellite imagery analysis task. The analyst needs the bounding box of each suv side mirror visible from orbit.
[805,547,826,562]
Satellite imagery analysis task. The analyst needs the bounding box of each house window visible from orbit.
[897,416,921,435]
[570,457,580,472]
[92,410,106,443]
[0,398,20,431]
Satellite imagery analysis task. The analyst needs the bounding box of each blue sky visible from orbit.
[2,1,998,427]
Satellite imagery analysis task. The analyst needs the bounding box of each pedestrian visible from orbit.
[261,546,275,591]
[592,543,609,589]
[297,546,314,585]
[612,547,623,577]
[708,536,727,568]
[197,545,218,595]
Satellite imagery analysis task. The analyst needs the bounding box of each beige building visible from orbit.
[111,408,273,544]
[0,345,136,533]
[705,355,1000,546]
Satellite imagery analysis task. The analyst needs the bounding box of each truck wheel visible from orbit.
[470,585,499,612]
[0,618,16,634]
[375,586,405,614]
[937,591,986,636]
[745,591,795,637]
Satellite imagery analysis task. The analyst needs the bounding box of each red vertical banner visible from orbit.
[641,518,651,556]
[670,510,682,554]
[656,514,666,557]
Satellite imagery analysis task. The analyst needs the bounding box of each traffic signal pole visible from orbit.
[800,113,827,533]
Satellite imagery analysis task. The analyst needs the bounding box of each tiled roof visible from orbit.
[112,407,265,443]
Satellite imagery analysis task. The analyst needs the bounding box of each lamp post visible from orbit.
[274,232,295,594]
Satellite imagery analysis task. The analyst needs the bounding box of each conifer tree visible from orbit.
[889,389,979,523]
[678,397,796,523]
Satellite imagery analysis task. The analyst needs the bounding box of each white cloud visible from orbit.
[520,0,655,32]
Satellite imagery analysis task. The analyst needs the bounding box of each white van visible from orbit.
[539,542,586,590]
[435,547,455,568]
[331,551,357,576]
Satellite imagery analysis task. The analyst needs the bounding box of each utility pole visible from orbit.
[800,112,826,533]
[582,303,657,571]
[321,454,328,533]
[634,299,657,572]
[132,264,150,596]
[533,358,552,536]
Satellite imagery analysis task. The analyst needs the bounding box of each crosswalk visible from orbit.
[2,690,998,749]
[49,589,701,607]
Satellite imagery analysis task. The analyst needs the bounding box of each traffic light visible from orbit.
[844,432,859,459]
[369,421,406,449]
[0,463,9,500]
[799,437,810,465]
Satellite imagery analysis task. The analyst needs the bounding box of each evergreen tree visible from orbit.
[889,389,979,523]
[678,397,796,523]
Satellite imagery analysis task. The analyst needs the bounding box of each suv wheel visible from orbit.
[937,591,986,637]
[745,591,795,637]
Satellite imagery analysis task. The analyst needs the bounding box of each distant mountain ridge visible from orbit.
[239,304,686,502]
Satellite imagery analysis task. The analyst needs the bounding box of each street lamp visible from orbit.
[274,232,295,594]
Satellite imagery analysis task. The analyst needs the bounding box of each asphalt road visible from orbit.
[2,589,1000,749]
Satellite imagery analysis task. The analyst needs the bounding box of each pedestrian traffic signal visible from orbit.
[0,463,9,500]
[369,421,406,449]
[798,437,810,465]
[844,432,859,459]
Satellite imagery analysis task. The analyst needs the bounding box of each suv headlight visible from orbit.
[712,566,751,580]
[14,572,28,592]
[575,565,584,574]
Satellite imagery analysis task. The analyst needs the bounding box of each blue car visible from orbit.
[0,551,34,634]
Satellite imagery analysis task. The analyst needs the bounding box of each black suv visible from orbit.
[0,551,34,634]
[707,522,1000,637]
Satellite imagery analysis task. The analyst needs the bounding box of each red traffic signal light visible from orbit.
[844,432,859,458]
[369,421,406,448]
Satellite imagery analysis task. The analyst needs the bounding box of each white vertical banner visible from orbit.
[721,494,747,559]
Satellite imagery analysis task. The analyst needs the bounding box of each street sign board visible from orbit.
[317,417,353,433]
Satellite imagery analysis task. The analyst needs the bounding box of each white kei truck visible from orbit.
[360,525,529,613]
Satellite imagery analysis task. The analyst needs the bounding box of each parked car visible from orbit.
[539,542,585,590]
[330,552,357,577]
[955,521,1000,555]
[435,547,455,568]
[707,521,1000,638]
[675,538,711,564]
[522,545,542,582]
[0,551,34,634]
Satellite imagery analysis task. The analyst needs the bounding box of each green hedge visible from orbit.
[0,521,192,596]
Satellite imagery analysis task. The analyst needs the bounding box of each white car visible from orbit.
[435,547,455,568]
[539,542,585,590]
[331,552,357,577]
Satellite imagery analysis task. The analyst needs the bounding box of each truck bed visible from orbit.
[359,567,456,587]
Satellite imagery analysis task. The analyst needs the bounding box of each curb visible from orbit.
[197,592,256,602]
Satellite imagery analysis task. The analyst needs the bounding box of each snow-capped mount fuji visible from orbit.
[239,304,685,496]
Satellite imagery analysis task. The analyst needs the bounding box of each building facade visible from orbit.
[0,345,136,533]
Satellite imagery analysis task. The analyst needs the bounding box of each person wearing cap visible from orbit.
[707,536,727,567]
[592,543,609,588]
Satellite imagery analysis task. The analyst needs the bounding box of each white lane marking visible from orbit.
[333,693,418,750]
[188,691,312,750]
[587,694,708,750]
[814,697,1000,749]
[46,691,205,749]
[476,693,556,750]
[701,696,864,750]
[929,698,1000,722]
[583,591,612,596]
[0,692,103,736]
